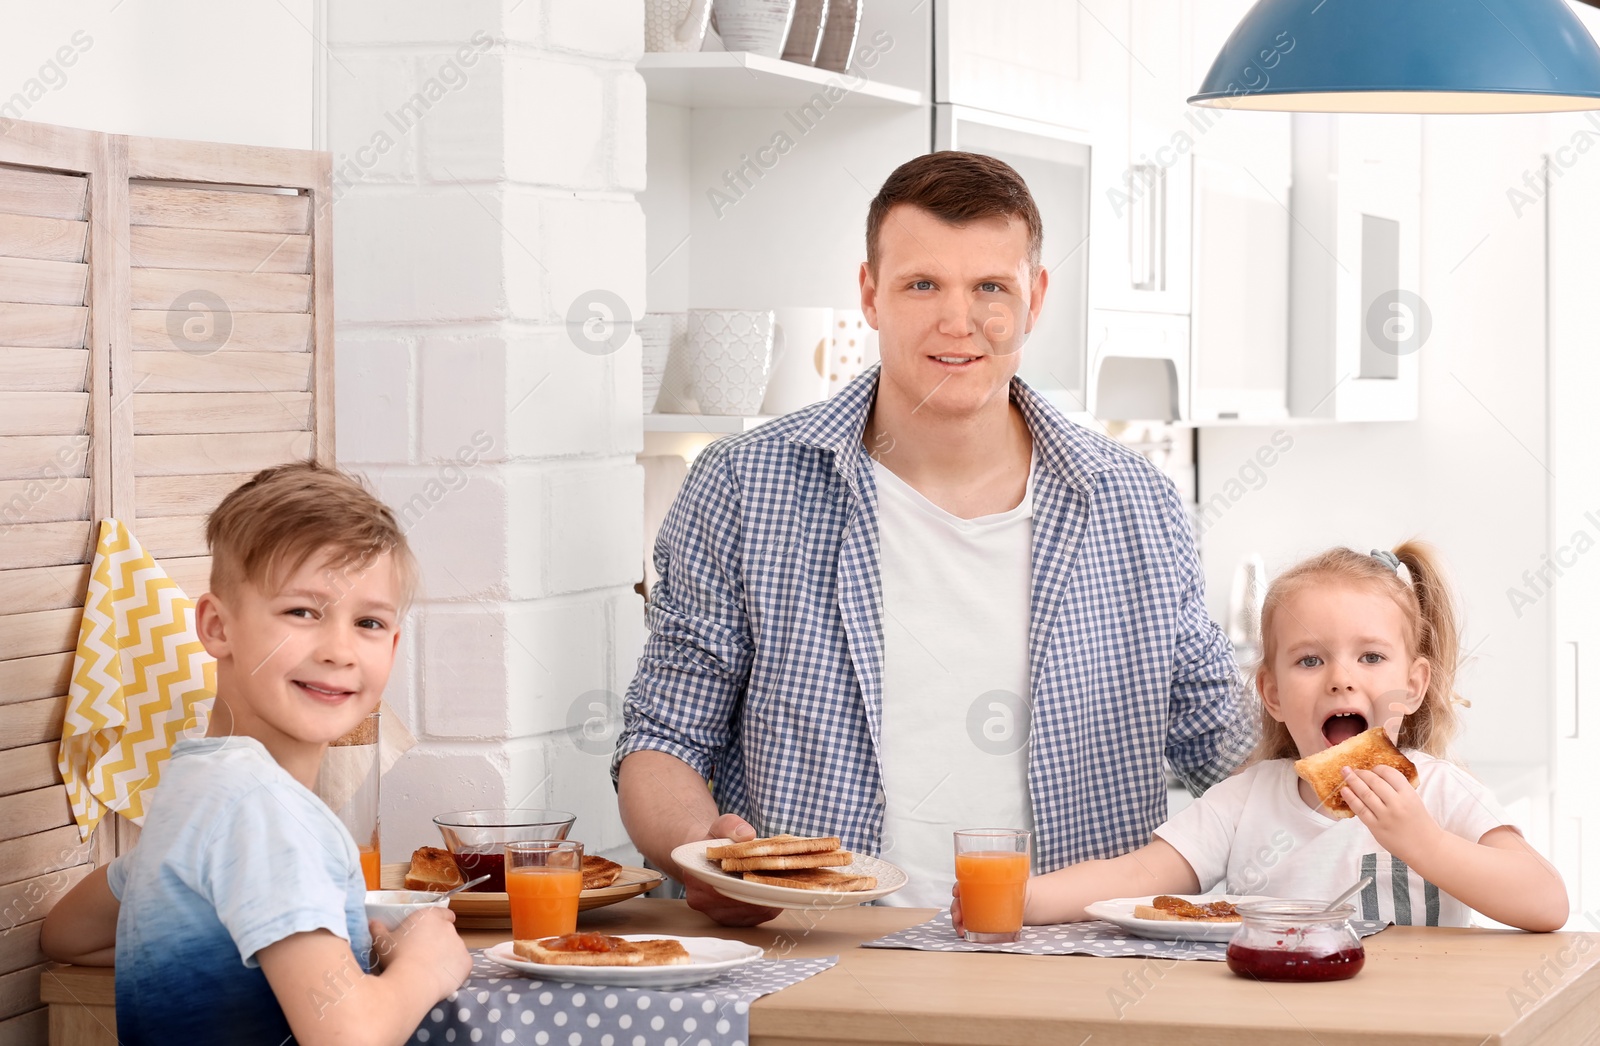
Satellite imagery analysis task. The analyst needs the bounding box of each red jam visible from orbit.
[451,851,505,892]
[1226,943,1365,982]
[543,933,625,953]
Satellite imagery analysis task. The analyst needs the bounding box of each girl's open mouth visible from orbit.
[1322,712,1368,746]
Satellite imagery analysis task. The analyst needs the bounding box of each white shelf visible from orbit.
[644,412,774,434]
[638,52,923,108]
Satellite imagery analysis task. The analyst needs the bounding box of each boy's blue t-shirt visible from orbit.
[106,735,372,1044]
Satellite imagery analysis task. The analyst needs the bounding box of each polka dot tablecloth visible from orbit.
[408,951,837,1046]
[861,911,1389,961]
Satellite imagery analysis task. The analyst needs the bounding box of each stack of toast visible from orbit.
[706,835,877,892]
[514,932,690,967]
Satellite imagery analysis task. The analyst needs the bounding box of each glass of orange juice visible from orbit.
[505,840,584,940]
[954,829,1032,943]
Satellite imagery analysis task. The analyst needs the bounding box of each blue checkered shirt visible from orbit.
[614,370,1253,873]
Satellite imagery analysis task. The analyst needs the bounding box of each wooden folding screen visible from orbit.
[0,119,333,1041]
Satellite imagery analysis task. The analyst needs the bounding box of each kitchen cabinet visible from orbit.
[1186,0,1293,422]
[1548,110,1600,922]
[1288,112,1422,421]
[933,105,1093,417]
[934,0,1124,138]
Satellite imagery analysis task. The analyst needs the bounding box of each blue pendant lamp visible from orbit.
[1189,0,1600,113]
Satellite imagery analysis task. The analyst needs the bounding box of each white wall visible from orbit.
[1196,114,1553,772]
[0,0,315,148]
[2,1,647,864]
[325,0,646,862]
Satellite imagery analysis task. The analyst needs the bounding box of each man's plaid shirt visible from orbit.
[613,369,1253,873]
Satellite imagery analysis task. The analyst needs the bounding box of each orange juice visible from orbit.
[358,845,381,890]
[956,850,1029,934]
[506,866,583,939]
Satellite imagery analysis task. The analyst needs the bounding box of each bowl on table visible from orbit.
[364,890,449,932]
[432,808,576,892]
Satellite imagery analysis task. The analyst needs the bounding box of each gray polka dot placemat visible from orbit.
[861,911,1390,960]
[408,950,837,1045]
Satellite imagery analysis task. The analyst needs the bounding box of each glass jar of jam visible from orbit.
[1226,900,1365,982]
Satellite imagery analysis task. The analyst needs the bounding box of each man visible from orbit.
[613,152,1252,925]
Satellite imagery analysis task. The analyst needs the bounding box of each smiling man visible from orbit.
[613,152,1252,924]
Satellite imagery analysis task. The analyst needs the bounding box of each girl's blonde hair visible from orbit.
[1253,542,1462,761]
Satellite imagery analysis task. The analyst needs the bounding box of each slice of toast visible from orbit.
[581,854,623,891]
[515,934,643,966]
[630,938,692,966]
[739,867,878,892]
[1294,726,1419,818]
[719,850,854,872]
[404,846,464,892]
[705,835,841,860]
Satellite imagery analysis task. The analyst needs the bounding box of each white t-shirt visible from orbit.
[1154,752,1512,927]
[873,455,1036,908]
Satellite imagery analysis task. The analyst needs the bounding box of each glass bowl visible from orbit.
[433,809,576,892]
[1225,899,1365,982]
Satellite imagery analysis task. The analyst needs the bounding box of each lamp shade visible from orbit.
[1189,0,1600,113]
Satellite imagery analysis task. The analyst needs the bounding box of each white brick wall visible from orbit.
[329,0,646,862]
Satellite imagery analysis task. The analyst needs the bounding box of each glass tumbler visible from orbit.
[316,711,381,889]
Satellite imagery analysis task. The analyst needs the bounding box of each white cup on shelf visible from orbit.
[646,0,714,52]
[761,307,832,415]
[827,309,877,396]
[781,0,829,65]
[712,0,797,59]
[645,312,695,414]
[686,309,775,415]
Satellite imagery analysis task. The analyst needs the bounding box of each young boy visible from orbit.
[41,462,471,1045]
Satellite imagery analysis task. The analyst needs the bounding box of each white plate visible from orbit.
[1083,895,1272,943]
[670,839,907,910]
[485,935,764,988]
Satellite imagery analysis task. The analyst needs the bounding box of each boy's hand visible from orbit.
[950,883,964,935]
[374,907,471,998]
[1340,764,1444,862]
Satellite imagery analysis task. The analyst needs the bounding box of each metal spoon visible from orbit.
[1323,875,1373,913]
[440,873,492,898]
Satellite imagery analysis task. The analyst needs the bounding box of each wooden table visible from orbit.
[42,899,1600,1045]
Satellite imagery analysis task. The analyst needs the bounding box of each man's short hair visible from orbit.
[866,151,1044,275]
[206,460,418,609]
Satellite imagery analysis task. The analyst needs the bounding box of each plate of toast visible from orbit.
[383,849,667,929]
[670,835,907,910]
[486,933,764,988]
[1084,894,1273,942]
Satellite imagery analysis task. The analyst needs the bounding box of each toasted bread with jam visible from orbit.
[514,933,688,967]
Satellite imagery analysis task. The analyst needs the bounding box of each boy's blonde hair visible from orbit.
[206,461,418,609]
[1254,541,1462,761]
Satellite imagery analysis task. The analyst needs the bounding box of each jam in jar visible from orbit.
[1225,900,1365,983]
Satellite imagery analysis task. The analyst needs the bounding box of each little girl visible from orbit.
[1015,543,1567,931]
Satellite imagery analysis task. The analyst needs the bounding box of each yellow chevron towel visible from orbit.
[60,519,215,841]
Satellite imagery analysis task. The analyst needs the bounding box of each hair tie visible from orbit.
[1371,549,1402,574]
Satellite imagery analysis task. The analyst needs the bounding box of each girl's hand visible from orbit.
[1339,764,1445,862]
[950,882,964,935]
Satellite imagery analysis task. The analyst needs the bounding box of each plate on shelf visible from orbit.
[484,935,764,988]
[379,864,667,929]
[1083,895,1271,943]
[669,839,906,910]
